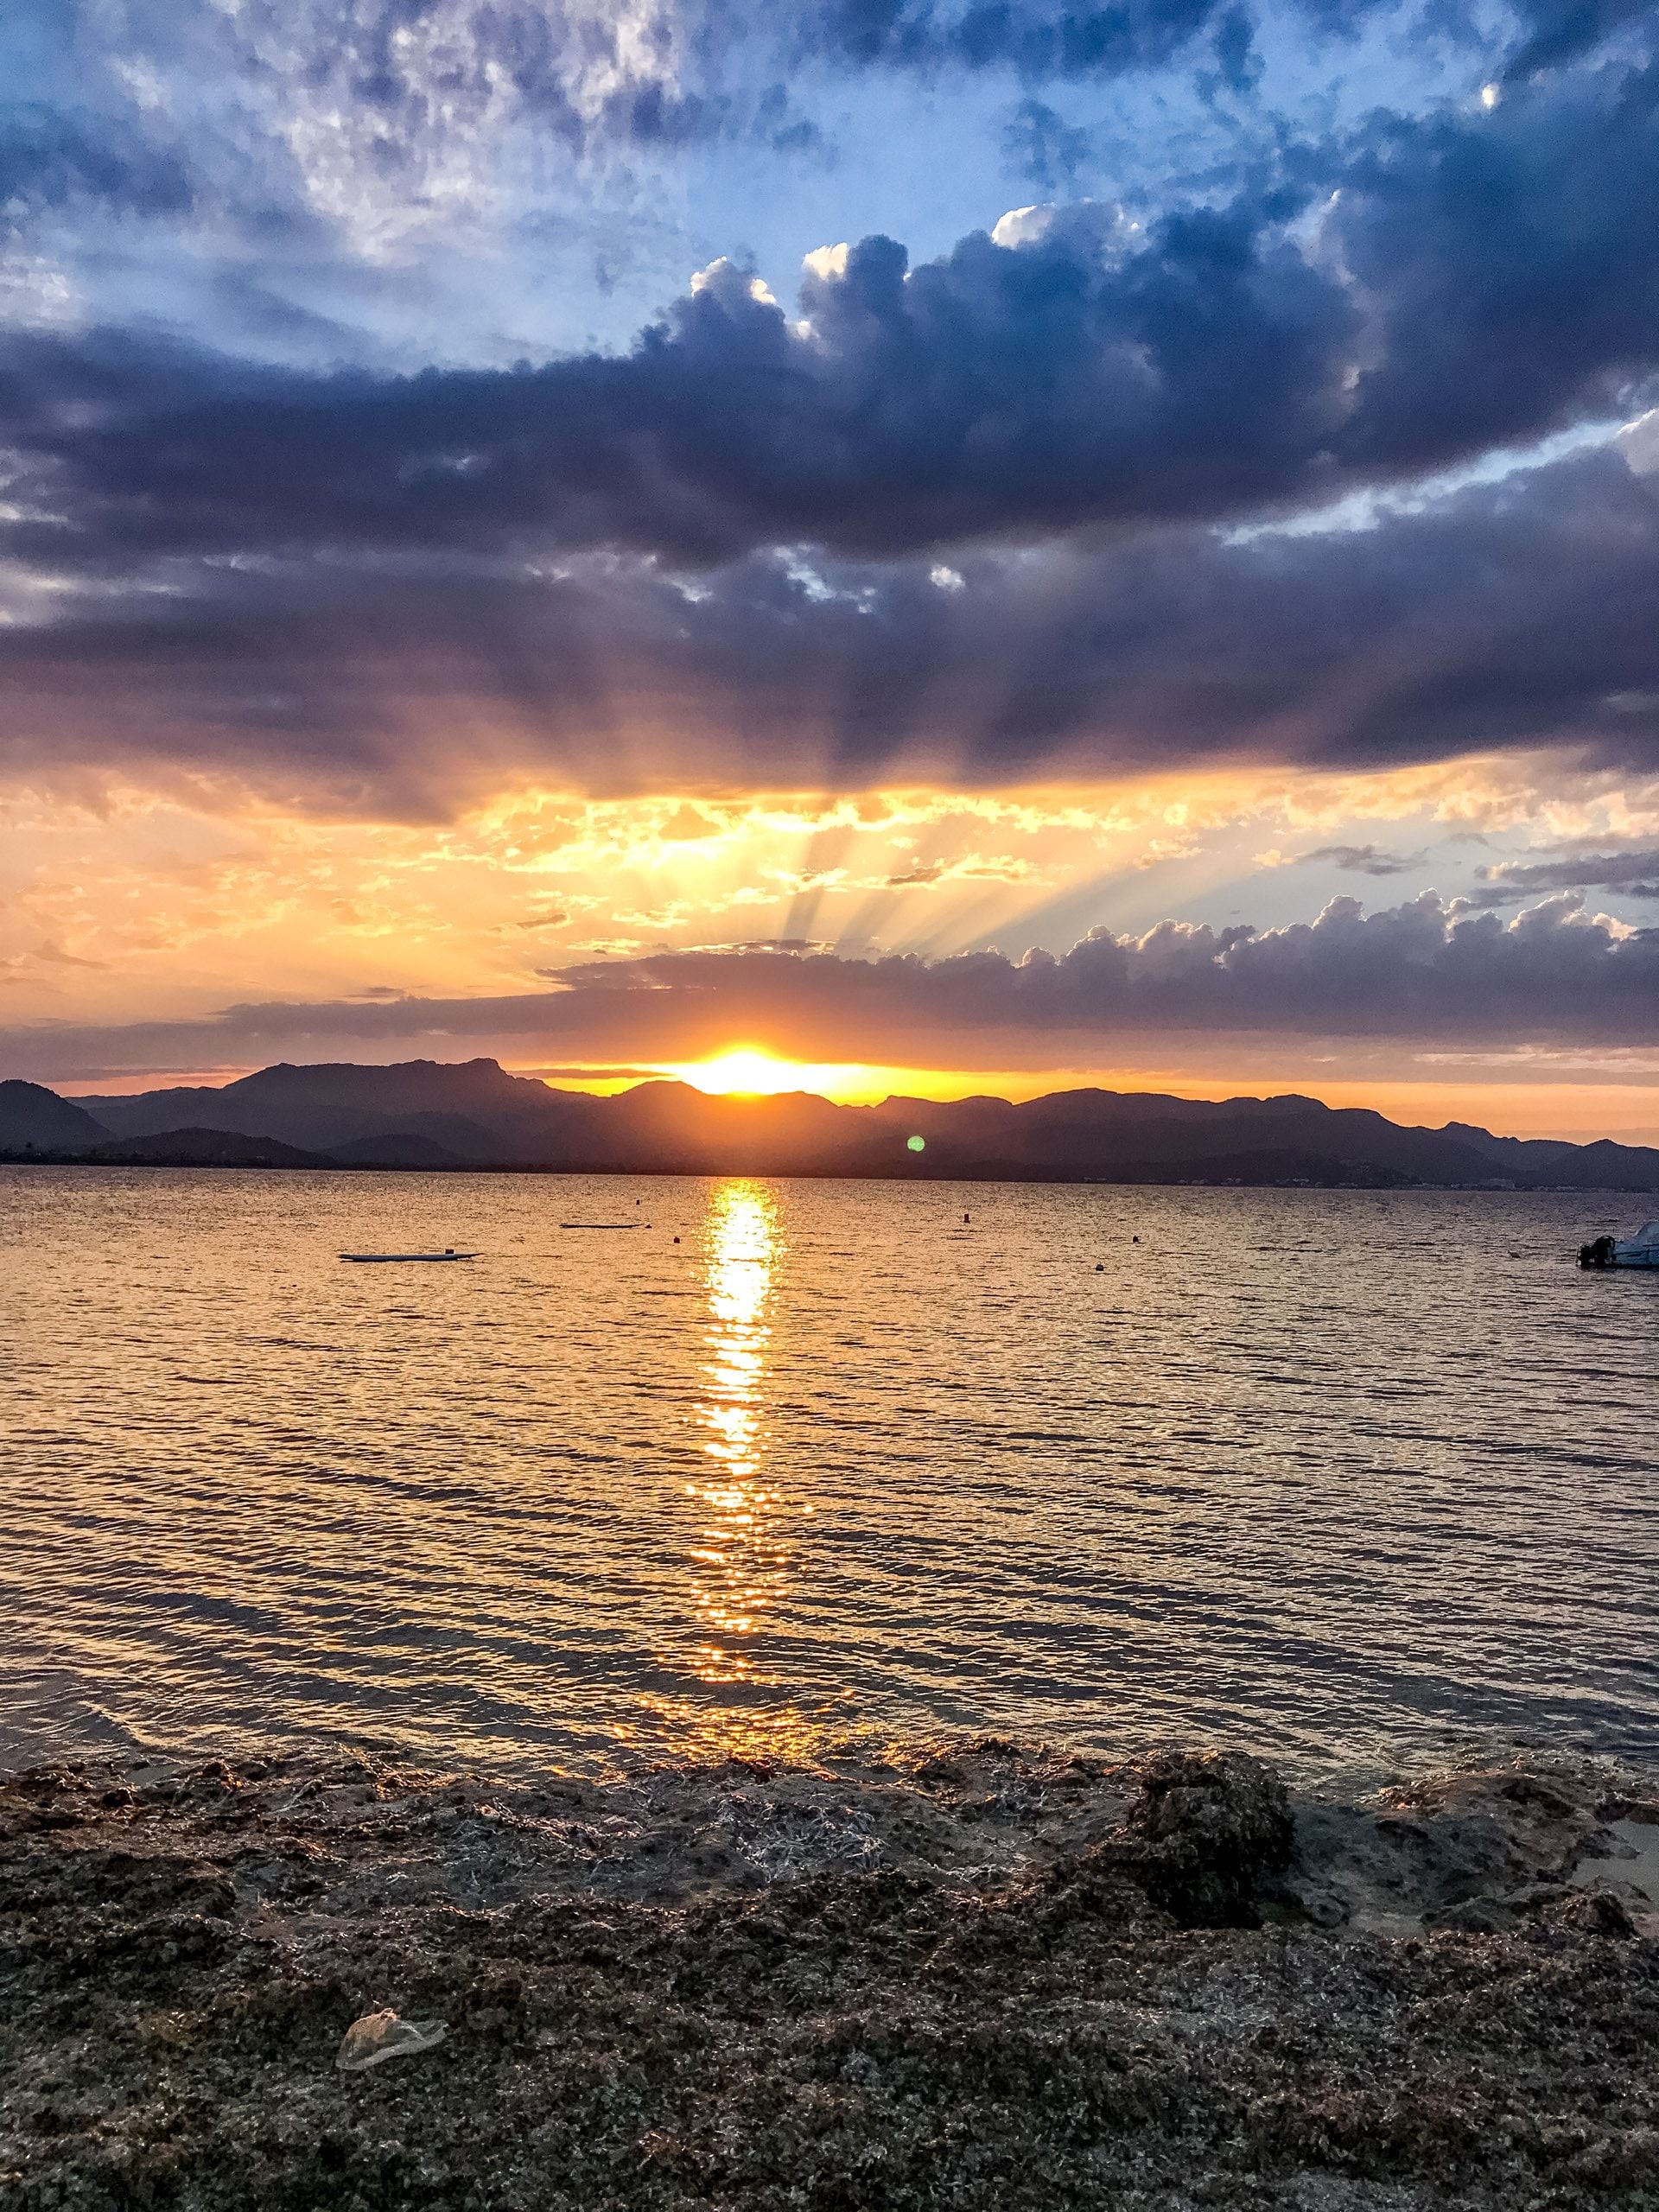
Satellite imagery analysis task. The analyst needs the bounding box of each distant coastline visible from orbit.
[3,1145,1655,1192]
[5,1059,1659,1189]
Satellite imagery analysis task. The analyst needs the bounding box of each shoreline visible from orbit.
[4,1740,1655,2209]
[5,1154,1656,1193]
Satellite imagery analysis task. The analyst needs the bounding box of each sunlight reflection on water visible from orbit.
[691,1180,782,1682]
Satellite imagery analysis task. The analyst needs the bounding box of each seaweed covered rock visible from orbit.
[1115,1749,1296,1925]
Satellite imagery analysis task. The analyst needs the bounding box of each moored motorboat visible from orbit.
[1579,1221,1659,1268]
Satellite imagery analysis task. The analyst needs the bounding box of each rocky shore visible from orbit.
[1,1741,1655,2210]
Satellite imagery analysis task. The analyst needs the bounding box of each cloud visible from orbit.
[801,0,1655,84]
[1294,843,1428,875]
[0,104,194,219]
[6,60,1659,575]
[1000,98,1097,192]
[5,26,1659,818]
[0,445,1655,809]
[876,852,1033,887]
[1476,848,1659,899]
[5,890,1656,1081]
[8,0,1647,252]
[517,1063,665,1080]
[795,0,1249,77]
[0,0,1274,288]
[1499,0,1655,80]
[3,0,725,188]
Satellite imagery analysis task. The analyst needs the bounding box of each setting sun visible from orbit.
[662,1047,1001,1100]
[671,1048,842,1097]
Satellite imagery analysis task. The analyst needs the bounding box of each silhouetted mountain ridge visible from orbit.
[0,1080,108,1151]
[3,1060,1656,1187]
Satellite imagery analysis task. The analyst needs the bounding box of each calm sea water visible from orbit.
[2,1167,1655,1781]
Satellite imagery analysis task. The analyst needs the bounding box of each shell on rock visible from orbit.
[335,2009,448,2072]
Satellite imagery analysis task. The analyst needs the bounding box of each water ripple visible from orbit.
[1,1166,1655,1777]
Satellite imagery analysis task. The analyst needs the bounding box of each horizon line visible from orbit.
[12,1057,1656,1153]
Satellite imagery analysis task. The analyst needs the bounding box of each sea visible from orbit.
[3,1166,1655,1783]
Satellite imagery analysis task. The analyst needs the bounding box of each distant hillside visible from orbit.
[0,1080,111,1153]
[7,1058,1659,1188]
[74,1058,556,1157]
[80,1127,327,1169]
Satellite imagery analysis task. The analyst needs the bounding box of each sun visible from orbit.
[676,1048,811,1096]
[659,1046,965,1102]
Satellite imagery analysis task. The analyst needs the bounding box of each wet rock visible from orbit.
[1544,1885,1639,1940]
[1117,1749,1296,1924]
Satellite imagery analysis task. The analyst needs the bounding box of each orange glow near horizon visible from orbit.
[54,1052,1659,1142]
[14,761,1659,1147]
[561,1054,1659,1142]
[664,1046,884,1098]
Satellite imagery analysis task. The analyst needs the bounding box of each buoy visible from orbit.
[963,1211,970,1223]
[1095,1262,1103,1272]
[673,1236,680,1244]
[1132,1236,1140,1244]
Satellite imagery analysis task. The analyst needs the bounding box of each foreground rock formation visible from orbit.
[1,1742,1655,2209]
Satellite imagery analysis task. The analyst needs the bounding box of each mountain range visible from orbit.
[2,1059,1657,1189]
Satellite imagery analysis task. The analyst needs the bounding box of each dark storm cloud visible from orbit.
[5,61,1658,573]
[3,893,1655,1082]
[1476,849,1659,899]
[1498,0,1656,79]
[1,448,1655,806]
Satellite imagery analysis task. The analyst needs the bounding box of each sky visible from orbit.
[3,0,1659,1135]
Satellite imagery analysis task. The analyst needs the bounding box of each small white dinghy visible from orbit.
[340,1249,476,1263]
[1579,1221,1659,1269]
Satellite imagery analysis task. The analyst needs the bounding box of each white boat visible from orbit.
[340,1250,476,1263]
[1579,1222,1659,1269]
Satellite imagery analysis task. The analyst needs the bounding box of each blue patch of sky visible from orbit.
[2,0,1528,375]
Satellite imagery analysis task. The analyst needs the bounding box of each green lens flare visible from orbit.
[906,1135,925,1153]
